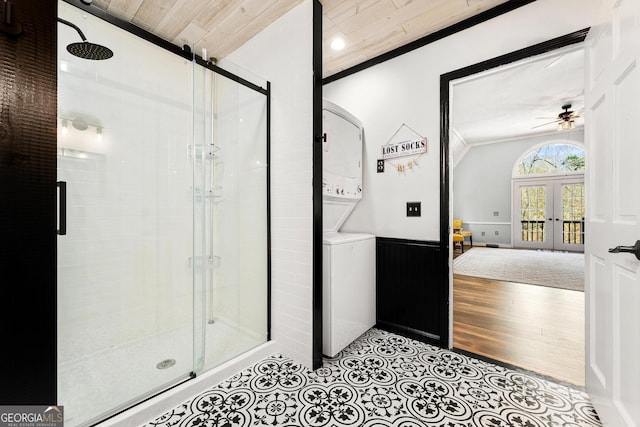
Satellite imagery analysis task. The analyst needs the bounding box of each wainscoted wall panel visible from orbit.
[463,222,512,246]
[376,237,445,346]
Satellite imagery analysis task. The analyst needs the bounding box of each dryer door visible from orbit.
[322,104,363,200]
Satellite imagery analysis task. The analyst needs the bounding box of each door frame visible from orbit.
[440,29,590,348]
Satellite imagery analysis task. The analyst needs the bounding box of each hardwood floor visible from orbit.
[453,247,585,387]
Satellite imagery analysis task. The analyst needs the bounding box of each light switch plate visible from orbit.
[407,202,421,217]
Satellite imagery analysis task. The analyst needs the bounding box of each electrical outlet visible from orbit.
[406,202,421,217]
[493,211,499,216]
[481,231,485,236]
[495,231,499,235]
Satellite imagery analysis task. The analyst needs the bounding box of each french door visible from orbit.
[513,176,584,252]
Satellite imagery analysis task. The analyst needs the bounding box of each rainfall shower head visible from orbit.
[57,17,113,60]
[66,41,113,60]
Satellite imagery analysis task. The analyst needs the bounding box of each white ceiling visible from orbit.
[451,44,585,146]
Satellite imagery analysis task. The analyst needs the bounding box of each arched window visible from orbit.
[514,142,585,176]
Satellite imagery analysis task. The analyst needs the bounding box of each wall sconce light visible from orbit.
[58,115,106,154]
[58,115,104,135]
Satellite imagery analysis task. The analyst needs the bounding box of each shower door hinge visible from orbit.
[192,186,223,200]
[188,255,221,269]
[189,144,219,161]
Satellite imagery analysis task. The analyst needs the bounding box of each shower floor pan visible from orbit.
[58,318,262,427]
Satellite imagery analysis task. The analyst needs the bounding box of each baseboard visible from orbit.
[470,243,513,249]
[452,347,585,391]
[376,322,441,347]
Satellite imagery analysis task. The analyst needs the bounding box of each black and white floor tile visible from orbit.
[144,328,601,427]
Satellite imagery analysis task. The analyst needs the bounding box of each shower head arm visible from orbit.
[57,17,87,42]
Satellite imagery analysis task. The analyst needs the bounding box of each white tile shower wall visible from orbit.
[224,0,314,368]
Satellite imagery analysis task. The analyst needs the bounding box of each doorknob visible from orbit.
[608,240,640,260]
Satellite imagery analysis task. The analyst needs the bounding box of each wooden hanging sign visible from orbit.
[378,123,428,173]
[381,137,427,160]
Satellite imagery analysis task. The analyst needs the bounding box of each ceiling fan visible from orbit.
[532,103,582,130]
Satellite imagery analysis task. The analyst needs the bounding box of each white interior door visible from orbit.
[585,0,640,425]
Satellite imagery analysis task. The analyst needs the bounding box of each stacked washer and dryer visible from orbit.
[322,99,376,358]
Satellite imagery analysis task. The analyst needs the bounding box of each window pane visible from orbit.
[561,183,585,244]
[516,143,585,176]
[520,185,546,242]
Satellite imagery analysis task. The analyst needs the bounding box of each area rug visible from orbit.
[453,247,584,291]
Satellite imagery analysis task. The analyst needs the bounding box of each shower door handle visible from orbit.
[57,181,67,235]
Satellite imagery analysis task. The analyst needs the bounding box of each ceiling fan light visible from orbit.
[557,119,575,131]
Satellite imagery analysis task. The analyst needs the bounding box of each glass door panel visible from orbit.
[193,64,269,374]
[58,4,269,425]
[554,180,585,252]
[57,3,194,425]
[514,181,553,250]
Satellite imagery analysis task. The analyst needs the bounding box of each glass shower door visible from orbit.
[58,3,269,426]
[192,63,269,374]
[57,2,195,425]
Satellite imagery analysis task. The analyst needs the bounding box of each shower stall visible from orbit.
[56,2,269,426]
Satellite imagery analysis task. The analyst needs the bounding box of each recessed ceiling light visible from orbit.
[331,37,345,51]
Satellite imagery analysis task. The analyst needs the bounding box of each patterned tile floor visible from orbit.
[144,328,602,427]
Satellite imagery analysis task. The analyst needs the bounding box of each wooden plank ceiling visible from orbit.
[89,0,509,78]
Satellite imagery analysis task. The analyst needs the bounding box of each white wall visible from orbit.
[324,0,598,241]
[224,1,315,368]
[453,131,584,245]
